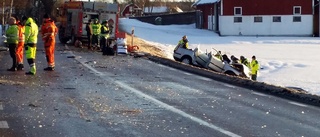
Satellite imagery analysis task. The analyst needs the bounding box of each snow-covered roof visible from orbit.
[192,0,220,7]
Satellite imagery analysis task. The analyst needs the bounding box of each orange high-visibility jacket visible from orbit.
[41,19,58,43]
[17,23,25,43]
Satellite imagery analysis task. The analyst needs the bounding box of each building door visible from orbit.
[208,15,215,31]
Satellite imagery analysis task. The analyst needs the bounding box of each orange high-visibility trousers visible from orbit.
[45,39,55,67]
[16,42,24,64]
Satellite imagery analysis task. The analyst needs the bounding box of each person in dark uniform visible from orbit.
[85,19,93,50]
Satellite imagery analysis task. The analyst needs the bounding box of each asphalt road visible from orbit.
[0,41,319,137]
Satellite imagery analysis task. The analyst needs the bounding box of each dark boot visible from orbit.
[44,67,55,71]
[7,67,16,71]
[17,64,24,71]
[96,47,101,51]
[25,71,35,75]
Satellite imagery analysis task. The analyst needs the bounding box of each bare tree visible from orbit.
[40,0,56,15]
[9,0,13,17]
[2,0,4,26]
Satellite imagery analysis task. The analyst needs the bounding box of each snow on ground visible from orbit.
[119,18,320,96]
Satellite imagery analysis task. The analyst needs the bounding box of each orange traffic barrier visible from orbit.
[127,45,139,53]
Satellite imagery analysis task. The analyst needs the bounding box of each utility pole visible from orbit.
[2,0,4,35]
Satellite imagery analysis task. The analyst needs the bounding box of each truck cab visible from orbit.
[57,1,119,44]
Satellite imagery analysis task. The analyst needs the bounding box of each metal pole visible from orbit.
[2,0,4,35]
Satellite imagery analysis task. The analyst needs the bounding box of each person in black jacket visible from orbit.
[85,19,93,50]
[100,20,110,51]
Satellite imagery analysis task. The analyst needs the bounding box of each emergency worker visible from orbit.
[250,55,260,81]
[100,20,110,50]
[214,51,222,61]
[41,13,58,71]
[91,18,101,50]
[21,16,38,75]
[178,35,189,49]
[85,19,93,49]
[16,17,25,70]
[240,56,250,68]
[230,55,239,64]
[6,17,19,71]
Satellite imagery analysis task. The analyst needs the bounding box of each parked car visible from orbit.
[173,45,250,78]
[0,35,8,51]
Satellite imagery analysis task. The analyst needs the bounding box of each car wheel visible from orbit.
[173,56,180,61]
[224,71,236,76]
[181,57,192,65]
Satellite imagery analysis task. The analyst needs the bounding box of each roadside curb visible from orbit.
[145,54,320,107]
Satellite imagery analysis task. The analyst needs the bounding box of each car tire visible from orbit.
[173,56,180,61]
[181,57,192,65]
[224,71,236,76]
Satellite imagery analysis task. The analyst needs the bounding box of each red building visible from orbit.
[193,0,315,36]
[121,4,141,17]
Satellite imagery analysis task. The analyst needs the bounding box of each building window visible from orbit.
[293,16,301,22]
[273,16,281,22]
[234,7,242,15]
[254,17,263,23]
[234,17,242,23]
[293,6,301,15]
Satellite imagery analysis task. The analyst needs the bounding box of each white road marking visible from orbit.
[168,67,177,71]
[0,104,3,110]
[66,47,241,137]
[183,72,212,81]
[156,63,166,68]
[0,121,9,128]
[251,92,268,97]
[115,80,240,137]
[223,84,236,88]
[183,72,193,75]
[195,76,212,81]
[288,102,308,107]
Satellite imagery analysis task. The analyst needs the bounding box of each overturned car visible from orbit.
[173,46,250,78]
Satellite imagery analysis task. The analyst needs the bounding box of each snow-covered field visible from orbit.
[119,18,320,96]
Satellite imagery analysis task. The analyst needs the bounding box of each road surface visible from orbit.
[0,41,319,137]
